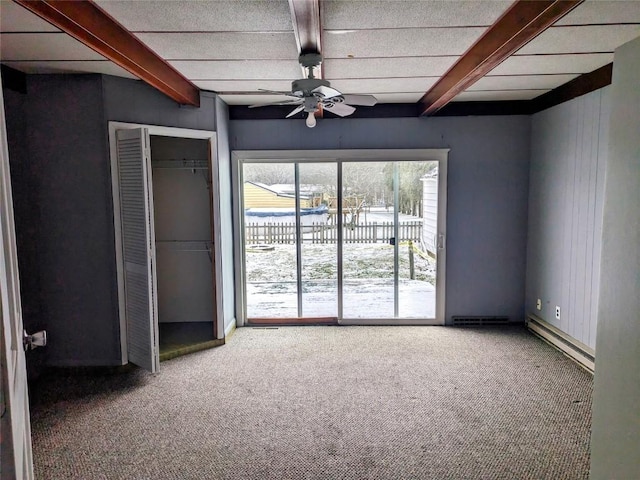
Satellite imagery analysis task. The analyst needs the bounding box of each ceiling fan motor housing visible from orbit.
[292,78,330,96]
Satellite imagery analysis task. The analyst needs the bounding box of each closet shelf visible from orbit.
[156,240,212,252]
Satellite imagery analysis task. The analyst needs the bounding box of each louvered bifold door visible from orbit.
[116,128,159,373]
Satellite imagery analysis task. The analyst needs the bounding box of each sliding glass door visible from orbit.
[234,150,447,325]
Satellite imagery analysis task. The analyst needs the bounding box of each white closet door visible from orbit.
[116,128,159,373]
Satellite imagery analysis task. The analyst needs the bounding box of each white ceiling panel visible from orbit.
[370,93,424,103]
[168,60,300,80]
[323,27,486,58]
[323,0,511,29]
[2,60,137,78]
[0,33,105,61]
[331,78,437,94]
[0,1,59,32]
[219,94,301,106]
[219,92,427,106]
[555,0,640,26]
[454,90,549,101]
[95,0,293,32]
[518,25,640,55]
[220,92,427,106]
[195,80,292,92]
[490,53,614,76]
[324,56,457,79]
[136,32,298,60]
[469,74,578,91]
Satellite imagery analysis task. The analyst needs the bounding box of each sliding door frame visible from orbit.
[232,149,449,326]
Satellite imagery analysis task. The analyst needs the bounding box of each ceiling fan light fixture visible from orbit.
[306,111,317,128]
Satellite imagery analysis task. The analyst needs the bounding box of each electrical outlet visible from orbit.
[555,306,561,320]
[536,298,542,310]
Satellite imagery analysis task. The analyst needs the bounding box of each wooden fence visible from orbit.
[245,221,422,244]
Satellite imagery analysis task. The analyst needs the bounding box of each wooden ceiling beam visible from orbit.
[288,0,323,57]
[419,0,583,116]
[288,0,324,117]
[14,0,200,107]
[530,63,612,113]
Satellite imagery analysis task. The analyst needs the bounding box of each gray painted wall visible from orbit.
[590,36,640,479]
[215,97,236,333]
[102,76,216,131]
[230,116,531,322]
[5,74,224,367]
[9,75,120,366]
[526,88,610,348]
[151,136,214,324]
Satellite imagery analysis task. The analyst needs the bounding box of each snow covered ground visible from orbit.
[245,243,436,318]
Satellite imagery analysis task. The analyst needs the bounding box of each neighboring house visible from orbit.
[421,170,438,257]
[243,181,312,209]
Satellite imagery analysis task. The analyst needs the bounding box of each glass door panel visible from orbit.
[396,161,438,318]
[299,163,338,317]
[239,157,443,323]
[243,163,298,318]
[341,161,396,318]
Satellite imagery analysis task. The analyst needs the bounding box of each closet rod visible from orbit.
[151,159,209,170]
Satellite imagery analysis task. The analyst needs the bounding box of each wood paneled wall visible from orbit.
[526,87,610,349]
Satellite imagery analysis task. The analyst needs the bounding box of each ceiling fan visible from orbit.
[249,53,377,128]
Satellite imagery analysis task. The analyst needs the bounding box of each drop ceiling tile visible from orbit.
[2,60,137,78]
[454,90,549,101]
[219,94,301,106]
[323,0,511,29]
[0,1,59,32]
[331,78,437,94]
[194,80,292,92]
[220,92,425,106]
[95,0,293,32]
[469,74,578,91]
[370,93,424,103]
[136,32,298,60]
[490,53,614,76]
[168,60,301,80]
[324,57,457,79]
[0,33,105,61]
[555,0,640,26]
[517,25,640,55]
[324,27,486,58]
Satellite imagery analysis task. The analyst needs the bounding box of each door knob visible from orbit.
[23,330,47,351]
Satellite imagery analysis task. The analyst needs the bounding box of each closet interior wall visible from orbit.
[150,135,215,335]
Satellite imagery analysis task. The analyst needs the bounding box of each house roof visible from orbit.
[1,0,639,113]
[245,181,310,199]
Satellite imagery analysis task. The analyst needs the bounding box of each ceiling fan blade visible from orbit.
[312,85,343,99]
[341,94,378,106]
[285,105,305,118]
[248,99,303,109]
[258,88,301,98]
[324,102,356,117]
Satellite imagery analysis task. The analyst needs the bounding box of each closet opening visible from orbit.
[149,135,219,360]
[109,122,224,372]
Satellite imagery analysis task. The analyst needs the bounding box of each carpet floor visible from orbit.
[29,326,592,479]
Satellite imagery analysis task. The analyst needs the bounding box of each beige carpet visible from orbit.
[30,326,592,479]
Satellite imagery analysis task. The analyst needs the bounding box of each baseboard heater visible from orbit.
[526,314,595,373]
[452,316,509,326]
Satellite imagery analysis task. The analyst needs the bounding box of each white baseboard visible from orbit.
[527,314,595,373]
[224,317,237,338]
